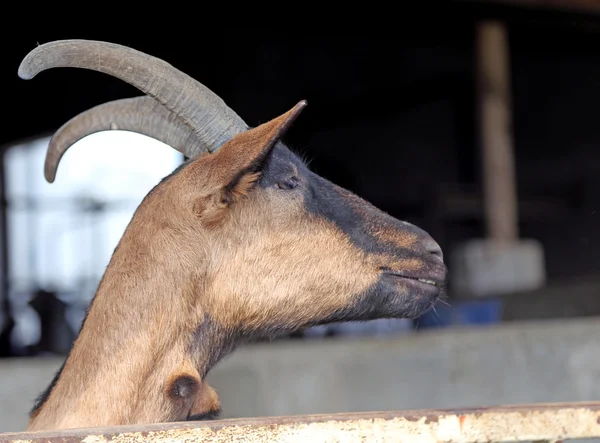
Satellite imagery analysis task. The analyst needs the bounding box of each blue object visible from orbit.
[416,298,503,329]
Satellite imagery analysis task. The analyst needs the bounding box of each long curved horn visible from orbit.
[45,96,203,183]
[18,39,249,158]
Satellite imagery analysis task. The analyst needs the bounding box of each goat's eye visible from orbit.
[276,176,299,190]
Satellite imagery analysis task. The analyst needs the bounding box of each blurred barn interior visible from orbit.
[0,0,599,433]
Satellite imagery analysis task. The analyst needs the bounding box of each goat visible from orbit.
[17,39,448,431]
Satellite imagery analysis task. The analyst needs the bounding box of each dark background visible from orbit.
[1,0,599,356]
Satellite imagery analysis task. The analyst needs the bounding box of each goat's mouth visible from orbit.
[380,268,446,291]
[372,267,446,319]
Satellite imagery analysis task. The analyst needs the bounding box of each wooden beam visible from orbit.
[1,402,600,442]
[476,21,519,242]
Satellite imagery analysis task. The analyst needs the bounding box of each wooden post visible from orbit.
[476,21,519,242]
[2,402,600,442]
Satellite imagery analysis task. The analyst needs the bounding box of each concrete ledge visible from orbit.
[1,402,600,442]
[2,317,600,433]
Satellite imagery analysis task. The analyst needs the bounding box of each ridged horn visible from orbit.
[45,96,203,183]
[18,39,249,159]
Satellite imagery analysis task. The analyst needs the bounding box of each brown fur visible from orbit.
[27,103,307,430]
[28,101,446,431]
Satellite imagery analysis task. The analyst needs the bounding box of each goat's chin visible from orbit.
[351,275,444,321]
[303,277,444,329]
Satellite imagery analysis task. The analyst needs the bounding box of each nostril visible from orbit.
[425,240,444,261]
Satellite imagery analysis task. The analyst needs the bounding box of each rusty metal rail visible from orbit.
[1,402,599,442]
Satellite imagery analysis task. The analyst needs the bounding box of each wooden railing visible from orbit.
[1,402,599,442]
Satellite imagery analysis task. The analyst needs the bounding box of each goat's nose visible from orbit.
[424,238,444,262]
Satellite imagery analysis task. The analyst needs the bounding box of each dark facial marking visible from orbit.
[255,142,446,323]
[257,142,309,191]
[258,142,441,270]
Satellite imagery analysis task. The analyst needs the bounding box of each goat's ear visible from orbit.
[196,100,307,222]
[217,100,307,196]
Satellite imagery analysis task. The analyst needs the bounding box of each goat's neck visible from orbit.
[28,243,220,431]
